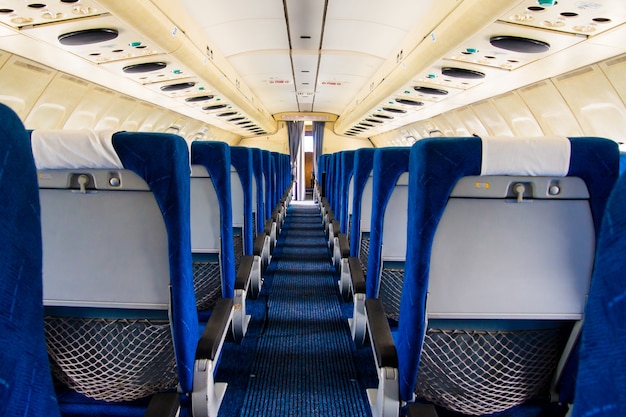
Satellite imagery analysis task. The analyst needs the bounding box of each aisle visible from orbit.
[237,201,371,416]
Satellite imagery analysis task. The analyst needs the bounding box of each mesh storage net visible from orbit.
[193,260,222,310]
[45,317,178,402]
[415,327,567,415]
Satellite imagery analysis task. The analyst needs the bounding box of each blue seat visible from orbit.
[365,136,619,417]
[191,141,252,342]
[33,130,233,417]
[572,172,626,416]
[0,104,61,417]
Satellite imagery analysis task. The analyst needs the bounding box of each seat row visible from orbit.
[315,136,625,417]
[0,103,292,417]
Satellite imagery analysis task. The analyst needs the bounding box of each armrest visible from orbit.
[196,297,234,361]
[338,234,350,258]
[407,404,438,417]
[143,392,179,417]
[264,219,273,235]
[365,298,398,369]
[236,255,254,291]
[348,257,366,294]
[253,233,266,256]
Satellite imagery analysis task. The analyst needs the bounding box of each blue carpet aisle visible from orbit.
[220,200,373,416]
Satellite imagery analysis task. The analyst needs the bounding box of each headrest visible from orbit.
[481,136,571,176]
[31,129,122,169]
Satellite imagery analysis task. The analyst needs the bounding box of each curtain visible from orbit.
[312,121,325,179]
[287,121,304,199]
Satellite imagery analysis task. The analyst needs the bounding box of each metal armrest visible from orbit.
[347,257,366,346]
[193,297,234,417]
[233,256,255,342]
[365,298,400,417]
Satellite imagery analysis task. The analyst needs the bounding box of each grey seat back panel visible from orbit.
[191,165,221,253]
[39,169,170,310]
[382,172,408,261]
[428,176,594,320]
[231,167,244,228]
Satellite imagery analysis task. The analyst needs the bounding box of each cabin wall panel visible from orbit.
[120,102,155,132]
[454,107,489,137]
[440,111,472,137]
[94,95,141,131]
[598,54,626,110]
[24,73,90,130]
[470,100,514,137]
[491,91,544,137]
[62,86,117,130]
[552,65,626,143]
[0,55,55,120]
[518,80,584,137]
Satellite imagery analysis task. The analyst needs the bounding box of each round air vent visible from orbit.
[414,86,449,96]
[382,107,407,114]
[123,62,167,73]
[185,95,214,103]
[489,36,550,53]
[441,67,485,79]
[58,28,119,45]
[395,98,424,106]
[160,82,195,92]
[203,104,228,111]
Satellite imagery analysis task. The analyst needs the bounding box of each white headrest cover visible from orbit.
[31,129,123,170]
[480,136,571,176]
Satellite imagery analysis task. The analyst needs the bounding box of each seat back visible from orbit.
[349,148,376,269]
[251,147,265,235]
[231,146,254,257]
[34,130,197,405]
[366,148,410,321]
[0,105,60,417]
[397,136,619,415]
[339,150,356,234]
[191,141,235,309]
[572,171,626,417]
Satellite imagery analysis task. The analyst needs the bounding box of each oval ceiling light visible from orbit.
[395,98,424,106]
[185,95,214,102]
[382,107,407,114]
[58,28,119,45]
[123,62,166,73]
[203,104,228,111]
[414,86,449,96]
[441,67,485,79]
[160,82,195,92]
[489,35,550,53]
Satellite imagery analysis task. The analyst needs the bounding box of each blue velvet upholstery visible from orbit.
[251,148,265,234]
[366,147,411,298]
[270,152,279,207]
[0,105,61,416]
[230,146,254,256]
[339,151,356,234]
[112,133,196,413]
[397,136,619,403]
[333,152,342,213]
[572,172,626,417]
[191,141,236,299]
[349,148,376,257]
[262,150,273,219]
